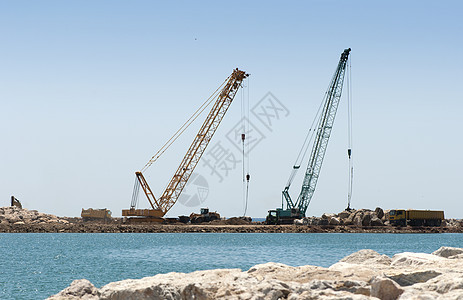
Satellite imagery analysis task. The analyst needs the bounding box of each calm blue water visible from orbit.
[1,233,462,300]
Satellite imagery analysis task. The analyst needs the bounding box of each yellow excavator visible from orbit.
[123,68,249,222]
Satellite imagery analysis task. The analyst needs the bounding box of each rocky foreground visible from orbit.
[1,206,462,233]
[48,246,463,300]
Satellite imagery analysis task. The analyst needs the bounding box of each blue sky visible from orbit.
[1,1,462,218]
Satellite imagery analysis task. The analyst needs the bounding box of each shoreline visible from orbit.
[1,222,462,233]
[2,206,462,234]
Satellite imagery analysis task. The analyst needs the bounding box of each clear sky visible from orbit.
[1,1,462,218]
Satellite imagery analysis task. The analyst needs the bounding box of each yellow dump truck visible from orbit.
[389,209,444,227]
[81,208,112,221]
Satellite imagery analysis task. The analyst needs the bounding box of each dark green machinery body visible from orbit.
[265,208,303,225]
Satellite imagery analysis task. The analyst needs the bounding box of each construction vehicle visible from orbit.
[10,196,22,209]
[266,48,351,225]
[266,208,301,225]
[190,208,221,223]
[389,209,444,227]
[178,215,191,224]
[81,208,112,221]
[123,69,249,222]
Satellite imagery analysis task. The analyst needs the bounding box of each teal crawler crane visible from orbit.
[266,48,351,225]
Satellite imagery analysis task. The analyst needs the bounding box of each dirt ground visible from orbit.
[1,206,461,233]
[1,219,462,233]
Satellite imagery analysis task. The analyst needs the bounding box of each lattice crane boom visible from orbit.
[123,68,249,219]
[283,48,350,217]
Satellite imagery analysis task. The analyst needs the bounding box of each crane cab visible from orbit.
[389,209,406,226]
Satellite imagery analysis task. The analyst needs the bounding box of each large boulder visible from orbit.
[375,207,384,219]
[337,249,392,266]
[387,270,441,287]
[322,213,336,220]
[48,279,99,300]
[338,211,351,219]
[391,252,447,267]
[370,217,384,226]
[362,213,372,227]
[329,217,340,225]
[293,219,304,225]
[432,246,463,258]
[353,214,363,226]
[370,276,404,300]
[318,219,329,226]
[343,215,355,225]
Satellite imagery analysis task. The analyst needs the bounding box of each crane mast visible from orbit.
[282,48,351,217]
[123,69,249,220]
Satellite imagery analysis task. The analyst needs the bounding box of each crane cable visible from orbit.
[130,176,141,209]
[285,77,335,189]
[131,75,230,209]
[346,56,354,210]
[241,77,251,217]
[140,75,230,173]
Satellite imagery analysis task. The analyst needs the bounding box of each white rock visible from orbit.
[337,249,392,266]
[370,217,384,226]
[48,248,463,300]
[48,279,99,300]
[370,276,404,300]
[387,270,441,287]
[398,290,441,299]
[322,213,336,219]
[329,217,340,225]
[391,252,447,268]
[432,247,463,258]
[293,219,303,225]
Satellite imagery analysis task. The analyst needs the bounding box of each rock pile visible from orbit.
[0,206,69,225]
[1,206,461,233]
[210,217,252,225]
[445,218,463,228]
[301,207,388,227]
[49,246,463,300]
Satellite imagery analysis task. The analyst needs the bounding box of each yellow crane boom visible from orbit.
[123,68,249,219]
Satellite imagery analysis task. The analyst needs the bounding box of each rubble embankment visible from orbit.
[49,246,463,299]
[1,206,462,233]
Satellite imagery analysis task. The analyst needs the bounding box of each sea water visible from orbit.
[1,233,462,299]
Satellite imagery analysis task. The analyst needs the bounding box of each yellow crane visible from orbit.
[122,68,249,221]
